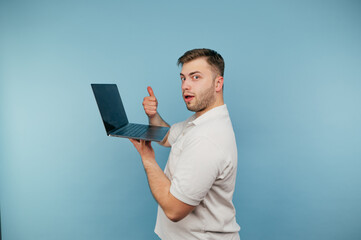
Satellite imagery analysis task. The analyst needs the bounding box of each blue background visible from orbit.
[1,0,361,239]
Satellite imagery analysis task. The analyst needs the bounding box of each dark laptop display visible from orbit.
[91,84,169,142]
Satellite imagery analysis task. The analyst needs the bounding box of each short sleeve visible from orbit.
[170,135,223,206]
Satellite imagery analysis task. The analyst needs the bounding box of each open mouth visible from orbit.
[184,94,195,103]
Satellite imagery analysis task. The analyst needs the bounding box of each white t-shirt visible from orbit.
[155,105,240,240]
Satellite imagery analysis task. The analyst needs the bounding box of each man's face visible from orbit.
[180,58,217,115]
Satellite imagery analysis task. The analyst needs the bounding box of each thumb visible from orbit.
[129,138,138,146]
[147,86,155,97]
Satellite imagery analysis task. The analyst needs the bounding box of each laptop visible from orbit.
[91,84,170,142]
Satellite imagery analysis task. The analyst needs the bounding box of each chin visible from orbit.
[186,105,205,113]
[186,105,196,112]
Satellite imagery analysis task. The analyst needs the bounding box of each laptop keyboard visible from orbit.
[114,123,149,137]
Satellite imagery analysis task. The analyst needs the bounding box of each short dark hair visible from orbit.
[177,48,225,77]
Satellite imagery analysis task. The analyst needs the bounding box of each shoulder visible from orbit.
[192,113,236,151]
[185,111,237,166]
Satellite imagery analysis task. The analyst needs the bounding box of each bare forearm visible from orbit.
[142,158,172,213]
[142,158,195,221]
[130,139,195,222]
[149,112,170,128]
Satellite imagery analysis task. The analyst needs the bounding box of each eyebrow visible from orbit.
[180,71,202,76]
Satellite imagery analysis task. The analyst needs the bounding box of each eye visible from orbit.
[180,76,186,81]
[192,75,200,80]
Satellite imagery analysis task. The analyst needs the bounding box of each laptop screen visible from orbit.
[91,84,129,134]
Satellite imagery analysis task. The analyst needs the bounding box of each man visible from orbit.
[130,48,240,240]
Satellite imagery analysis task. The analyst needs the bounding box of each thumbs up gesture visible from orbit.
[143,86,158,118]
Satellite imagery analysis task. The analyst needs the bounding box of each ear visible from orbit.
[215,76,224,92]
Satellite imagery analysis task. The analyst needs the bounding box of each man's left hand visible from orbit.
[129,139,155,162]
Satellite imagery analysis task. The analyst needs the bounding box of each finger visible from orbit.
[129,138,140,146]
[145,107,156,114]
[143,97,157,104]
[143,101,157,107]
[145,111,157,116]
[144,106,157,111]
[147,86,155,97]
[137,139,145,148]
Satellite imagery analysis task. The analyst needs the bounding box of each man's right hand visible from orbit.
[143,86,158,119]
[142,86,171,147]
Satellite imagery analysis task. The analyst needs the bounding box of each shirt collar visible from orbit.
[188,104,228,126]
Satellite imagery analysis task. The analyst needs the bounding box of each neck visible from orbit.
[195,96,224,118]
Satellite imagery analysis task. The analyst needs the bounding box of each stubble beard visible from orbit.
[186,81,216,113]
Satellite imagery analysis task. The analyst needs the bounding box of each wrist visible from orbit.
[148,113,159,124]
